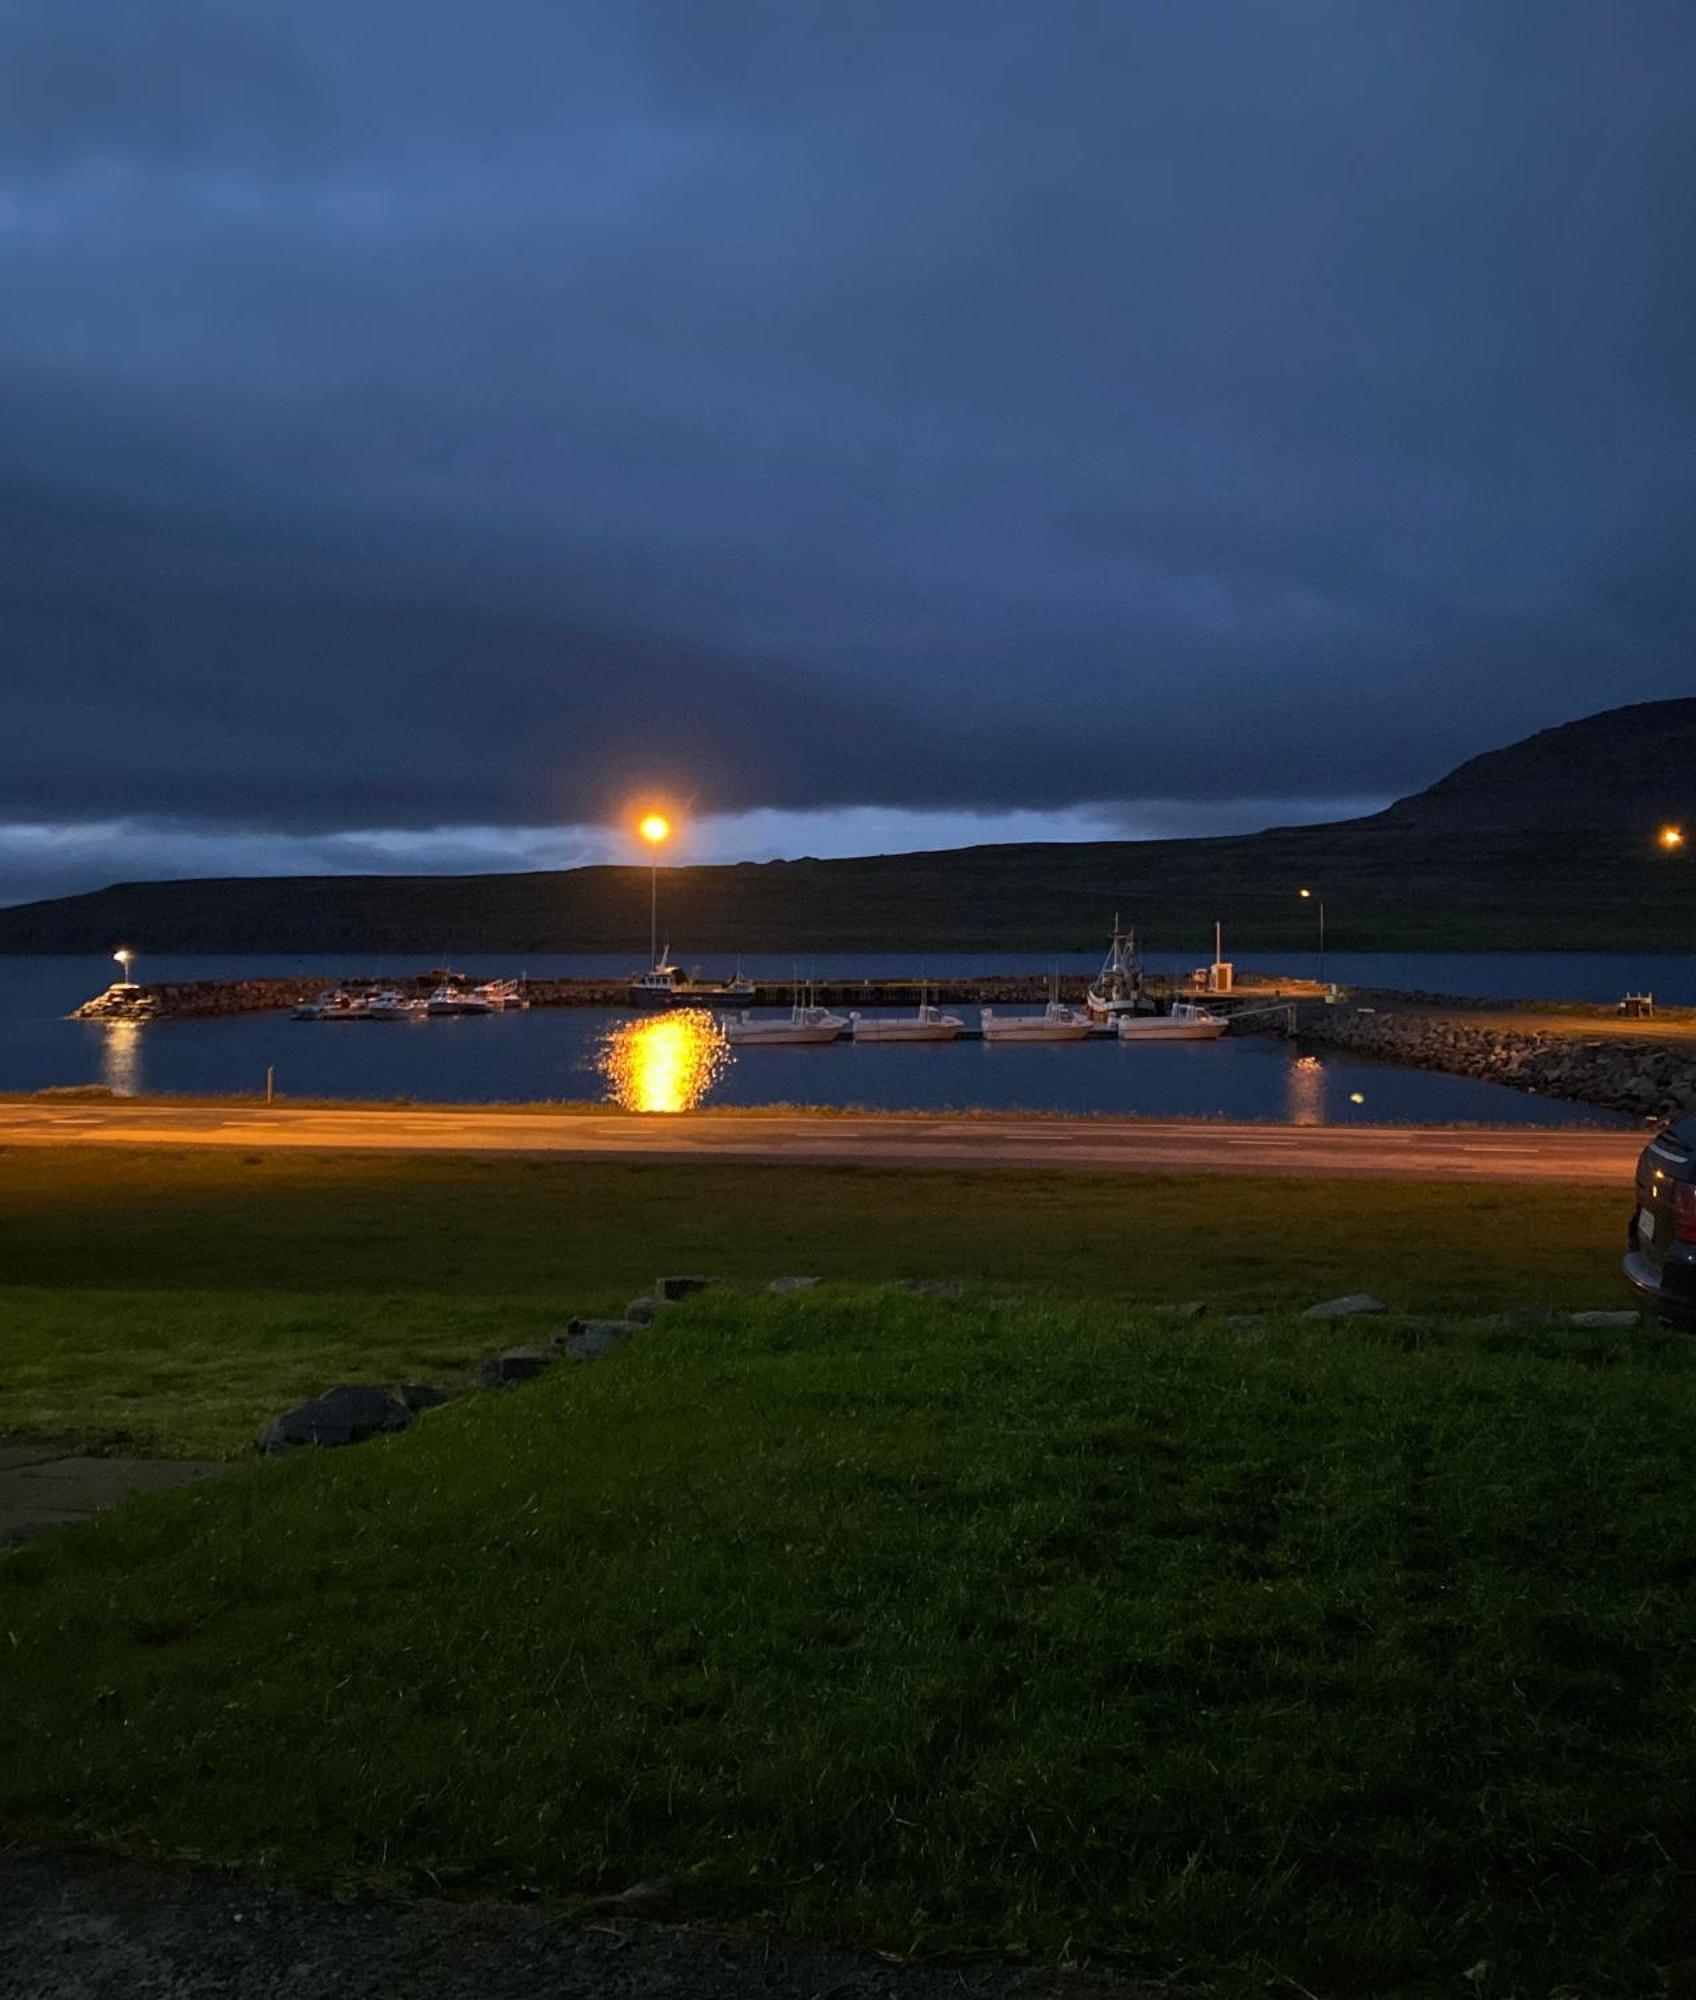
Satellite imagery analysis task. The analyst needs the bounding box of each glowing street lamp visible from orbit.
[1659,825,1685,852]
[638,813,671,969]
[113,947,137,988]
[1298,889,1326,986]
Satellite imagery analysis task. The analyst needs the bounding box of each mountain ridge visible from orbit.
[5,699,1694,954]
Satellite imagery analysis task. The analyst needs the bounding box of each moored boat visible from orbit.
[723,1002,849,1045]
[979,1001,1093,1043]
[849,998,964,1042]
[1086,919,1154,1021]
[425,982,492,1016]
[629,958,758,1009]
[1117,1001,1229,1041]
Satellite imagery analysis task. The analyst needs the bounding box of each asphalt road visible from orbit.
[0,1099,1645,1182]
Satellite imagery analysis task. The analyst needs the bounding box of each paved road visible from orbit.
[0,1099,1645,1182]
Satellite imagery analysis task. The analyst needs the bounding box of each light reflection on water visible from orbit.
[98,1022,144,1096]
[1285,1052,1324,1126]
[598,1011,729,1112]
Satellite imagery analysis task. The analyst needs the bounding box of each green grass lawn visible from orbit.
[0,1144,1631,1455]
[4,1287,1694,1994]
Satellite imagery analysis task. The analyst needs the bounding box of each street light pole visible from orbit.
[1299,890,1325,986]
[638,814,672,969]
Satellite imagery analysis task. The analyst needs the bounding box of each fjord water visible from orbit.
[1,950,1677,1126]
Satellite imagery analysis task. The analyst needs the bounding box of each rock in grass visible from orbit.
[471,1347,552,1389]
[655,1275,711,1302]
[898,1279,966,1300]
[585,1877,676,1920]
[625,1296,669,1325]
[1302,1294,1389,1320]
[555,1319,639,1362]
[397,1383,452,1412]
[1222,1314,1267,1330]
[1567,1310,1643,1329]
[255,1384,411,1456]
[766,1275,821,1294]
[1158,1300,1209,1321]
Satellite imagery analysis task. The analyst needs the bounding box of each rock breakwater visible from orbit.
[1300,1003,1696,1122]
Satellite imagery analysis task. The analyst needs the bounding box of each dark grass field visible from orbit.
[4,1286,1694,1994]
[0,1143,1631,1455]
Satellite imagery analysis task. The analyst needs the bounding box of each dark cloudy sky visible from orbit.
[5,0,1694,903]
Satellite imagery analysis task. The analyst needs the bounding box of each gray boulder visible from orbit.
[1567,1310,1643,1329]
[256,1384,411,1456]
[766,1275,821,1294]
[471,1347,552,1389]
[625,1296,664,1325]
[555,1318,639,1362]
[1157,1301,1209,1321]
[397,1383,452,1412]
[1302,1294,1389,1320]
[655,1275,711,1302]
[898,1279,966,1300]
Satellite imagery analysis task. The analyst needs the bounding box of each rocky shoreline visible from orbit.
[1299,1001,1696,1123]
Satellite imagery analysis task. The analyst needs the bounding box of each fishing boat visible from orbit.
[628,957,758,1009]
[849,991,964,1042]
[979,1001,1093,1043]
[1117,1001,1229,1042]
[722,1001,849,1045]
[1085,919,1154,1021]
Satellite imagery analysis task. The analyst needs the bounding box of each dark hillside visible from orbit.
[4,700,1694,953]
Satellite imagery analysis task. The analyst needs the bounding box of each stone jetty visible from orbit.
[1298,998,1696,1123]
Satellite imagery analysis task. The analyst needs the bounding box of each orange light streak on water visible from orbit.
[599,1010,728,1113]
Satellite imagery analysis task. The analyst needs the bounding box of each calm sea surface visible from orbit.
[0,949,1680,1126]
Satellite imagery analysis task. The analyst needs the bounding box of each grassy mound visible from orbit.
[4,1288,1693,1992]
[0,1146,1630,1456]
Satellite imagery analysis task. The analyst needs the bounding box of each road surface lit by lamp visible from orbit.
[599,1011,727,1113]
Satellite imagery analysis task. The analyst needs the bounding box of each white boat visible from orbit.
[1117,1002,1229,1042]
[293,988,361,1021]
[425,982,492,1016]
[980,1001,1094,1043]
[723,1002,849,1046]
[850,999,964,1043]
[472,978,527,1011]
[362,987,426,1021]
[1086,919,1154,1021]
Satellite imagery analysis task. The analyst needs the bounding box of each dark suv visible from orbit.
[1626,1118,1696,1325]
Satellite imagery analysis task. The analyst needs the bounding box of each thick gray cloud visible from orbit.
[3,0,1694,889]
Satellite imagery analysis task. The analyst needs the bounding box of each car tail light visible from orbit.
[1675,1183,1696,1244]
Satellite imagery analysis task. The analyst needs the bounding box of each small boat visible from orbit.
[1086,919,1154,1021]
[294,988,372,1021]
[1117,1001,1229,1042]
[629,958,759,1009]
[425,982,493,1016]
[361,987,426,1021]
[849,995,964,1042]
[980,1001,1094,1043]
[472,978,527,1011]
[723,1002,849,1046]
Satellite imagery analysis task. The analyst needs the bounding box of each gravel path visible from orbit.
[0,1850,1174,2000]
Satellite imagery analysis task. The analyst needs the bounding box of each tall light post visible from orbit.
[1298,889,1325,986]
[113,947,137,989]
[639,814,671,968]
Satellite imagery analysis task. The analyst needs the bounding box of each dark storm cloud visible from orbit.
[4,0,1695,867]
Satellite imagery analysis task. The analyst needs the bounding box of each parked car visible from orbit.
[1625,1116,1696,1325]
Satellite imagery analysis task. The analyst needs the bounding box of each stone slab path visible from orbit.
[0,1849,1168,2000]
[0,1446,223,1547]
